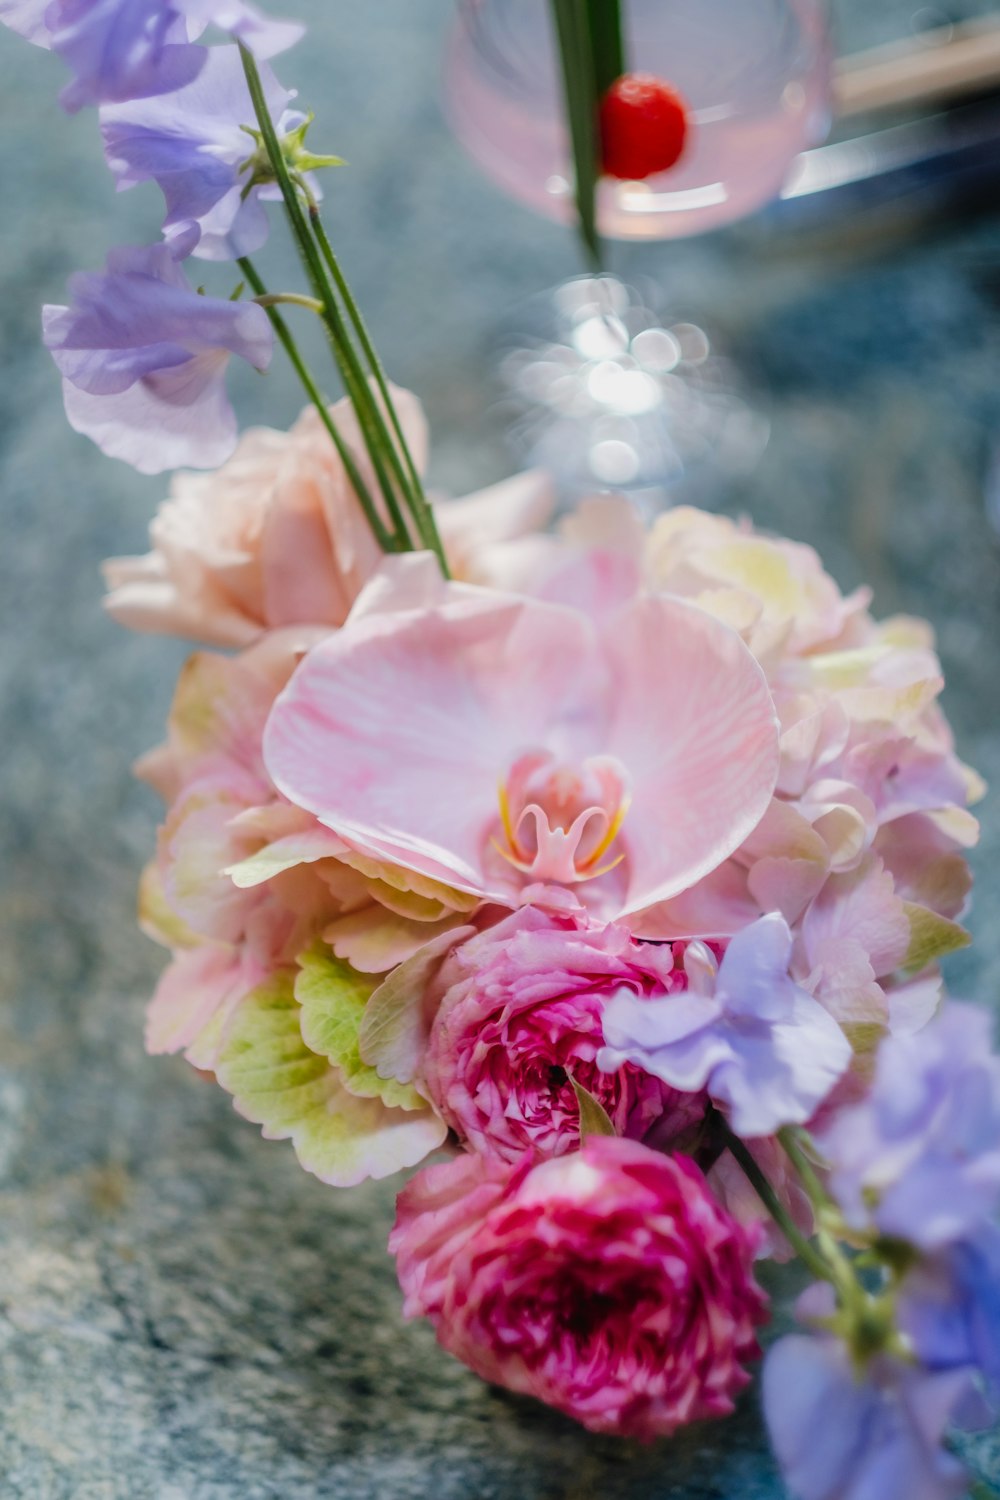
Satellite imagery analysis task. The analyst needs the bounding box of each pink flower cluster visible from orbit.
[391,1137,767,1439]
[107,394,981,1442]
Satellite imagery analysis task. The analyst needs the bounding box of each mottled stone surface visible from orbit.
[1,1,1000,1496]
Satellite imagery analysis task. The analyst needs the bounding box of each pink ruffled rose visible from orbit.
[390,1137,768,1439]
[103,385,556,648]
[422,908,703,1162]
[103,395,396,647]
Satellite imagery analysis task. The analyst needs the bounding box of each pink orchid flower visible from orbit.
[263,558,780,923]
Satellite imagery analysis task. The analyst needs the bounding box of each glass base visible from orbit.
[496,276,770,513]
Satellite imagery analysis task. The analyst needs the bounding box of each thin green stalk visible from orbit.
[237,257,397,553]
[312,286,419,550]
[779,1127,861,1305]
[778,1127,829,1210]
[586,0,626,95]
[721,1124,833,1285]
[308,205,447,570]
[239,44,418,555]
[253,291,324,314]
[239,46,339,344]
[550,0,602,270]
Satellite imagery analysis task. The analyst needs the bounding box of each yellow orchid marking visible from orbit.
[576,793,632,874]
[497,779,528,865]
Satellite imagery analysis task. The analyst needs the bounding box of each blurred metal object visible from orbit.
[748,17,1000,236]
[768,93,1000,231]
[834,15,1000,118]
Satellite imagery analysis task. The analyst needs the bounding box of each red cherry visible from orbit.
[599,72,690,181]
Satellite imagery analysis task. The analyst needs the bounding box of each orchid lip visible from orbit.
[492,751,631,886]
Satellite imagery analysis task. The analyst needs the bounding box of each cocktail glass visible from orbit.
[444,0,832,503]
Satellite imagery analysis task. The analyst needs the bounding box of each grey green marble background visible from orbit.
[2,2,1000,1496]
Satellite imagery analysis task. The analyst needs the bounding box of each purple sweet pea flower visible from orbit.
[821,1003,1000,1252]
[900,1223,1000,1399]
[0,0,56,44]
[101,45,301,260]
[177,0,302,58]
[42,236,273,473]
[1,0,205,110]
[0,0,300,112]
[763,1332,982,1500]
[597,912,852,1138]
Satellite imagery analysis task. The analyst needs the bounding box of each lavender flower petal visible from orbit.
[177,0,303,58]
[763,1334,974,1500]
[0,0,55,44]
[1,0,300,111]
[901,1223,1000,1400]
[101,45,294,260]
[822,1003,1000,1251]
[50,0,206,112]
[42,239,272,474]
[598,913,851,1137]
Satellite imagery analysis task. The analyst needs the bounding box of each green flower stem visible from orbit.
[778,1127,862,1293]
[237,257,397,553]
[306,276,419,552]
[253,291,324,313]
[778,1126,830,1211]
[720,1122,833,1285]
[550,0,602,271]
[239,43,428,559]
[307,203,446,570]
[586,0,625,95]
[730,1121,911,1365]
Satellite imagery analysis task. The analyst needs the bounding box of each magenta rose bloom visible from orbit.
[421,907,704,1163]
[390,1136,768,1439]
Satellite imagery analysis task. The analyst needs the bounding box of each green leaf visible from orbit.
[587,0,625,95]
[294,942,424,1111]
[550,0,602,269]
[902,903,971,973]
[570,1077,616,1141]
[358,925,476,1085]
[216,971,446,1187]
[295,151,346,173]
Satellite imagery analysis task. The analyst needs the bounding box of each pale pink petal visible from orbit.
[888,973,944,1035]
[259,477,351,629]
[798,777,877,871]
[323,907,468,974]
[606,596,780,916]
[561,494,647,558]
[145,945,257,1057]
[874,814,973,920]
[536,549,642,624]
[436,469,556,576]
[226,825,351,888]
[264,590,602,899]
[629,861,760,941]
[344,552,455,624]
[747,857,827,927]
[265,587,777,920]
[802,938,888,1029]
[802,856,910,979]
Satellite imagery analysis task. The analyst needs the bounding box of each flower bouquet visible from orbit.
[4,3,999,1496]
